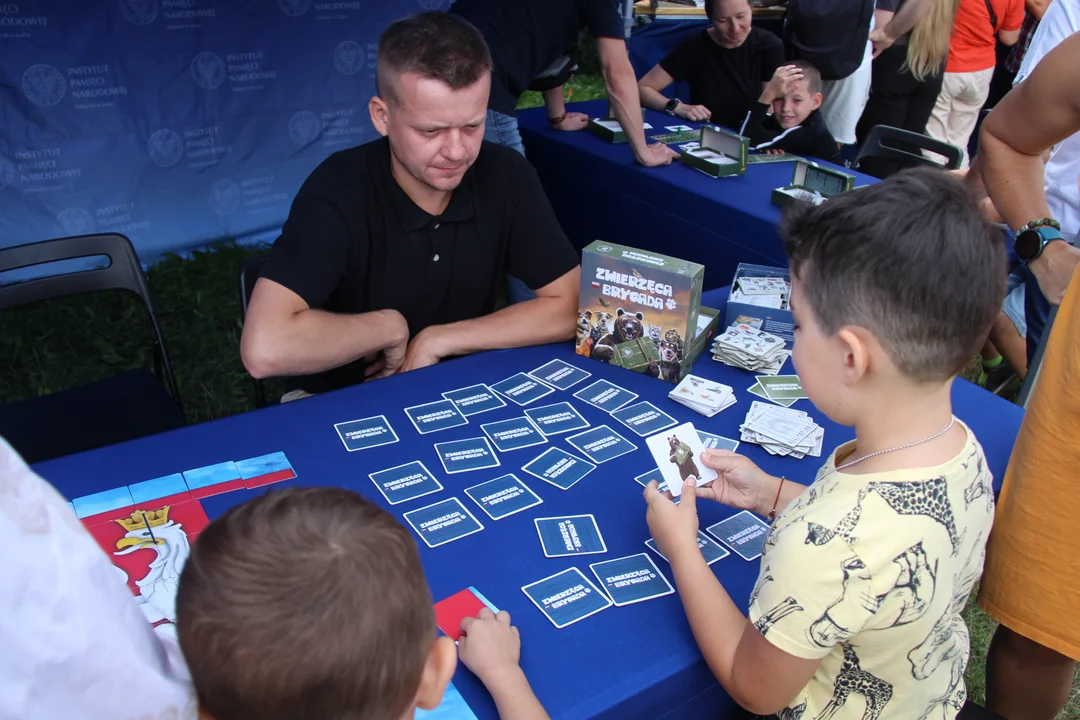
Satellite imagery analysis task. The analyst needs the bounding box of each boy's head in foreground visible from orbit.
[773,59,822,129]
[176,487,457,720]
[781,167,1006,426]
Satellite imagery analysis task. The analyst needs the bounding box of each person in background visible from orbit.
[176,487,549,720]
[0,435,198,720]
[972,28,1080,720]
[449,0,677,168]
[858,0,960,177]
[636,0,784,132]
[985,0,1053,106]
[738,61,845,164]
[924,0,1023,167]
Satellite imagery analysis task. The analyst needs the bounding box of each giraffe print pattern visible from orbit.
[754,596,804,637]
[816,643,893,720]
[805,488,869,546]
[867,478,962,554]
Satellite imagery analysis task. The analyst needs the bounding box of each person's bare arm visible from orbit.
[400,267,581,371]
[1026,0,1051,20]
[999,27,1022,45]
[543,86,589,131]
[870,0,936,56]
[638,64,712,121]
[597,37,678,166]
[980,31,1080,304]
[240,277,408,379]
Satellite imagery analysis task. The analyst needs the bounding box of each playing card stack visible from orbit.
[731,276,790,310]
[739,401,823,459]
[668,374,736,417]
[711,322,791,375]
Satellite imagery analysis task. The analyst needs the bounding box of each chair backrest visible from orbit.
[238,254,269,321]
[855,125,964,174]
[0,232,183,410]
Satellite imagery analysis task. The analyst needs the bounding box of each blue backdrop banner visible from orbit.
[0,0,450,263]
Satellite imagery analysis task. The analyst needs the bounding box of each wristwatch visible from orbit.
[664,98,681,116]
[1014,225,1064,264]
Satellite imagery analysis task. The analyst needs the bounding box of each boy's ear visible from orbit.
[837,326,872,386]
[415,636,458,711]
[811,92,823,111]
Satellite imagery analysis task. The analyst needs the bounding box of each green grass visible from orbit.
[3,69,1078,719]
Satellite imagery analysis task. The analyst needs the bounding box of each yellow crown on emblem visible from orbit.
[115,506,172,532]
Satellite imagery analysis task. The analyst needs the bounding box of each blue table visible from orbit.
[518,99,877,290]
[35,290,1022,720]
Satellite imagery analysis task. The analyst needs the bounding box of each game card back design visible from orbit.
[405,400,469,435]
[573,379,638,413]
[521,447,596,490]
[442,384,507,416]
[611,401,678,437]
[534,514,607,557]
[589,553,675,606]
[521,567,612,629]
[369,461,443,506]
[464,474,543,520]
[490,373,555,406]
[434,437,501,475]
[528,359,592,390]
[403,497,485,548]
[565,425,637,464]
[706,510,770,561]
[646,531,730,565]
[334,415,399,452]
[523,402,590,436]
[480,416,547,452]
[697,431,740,452]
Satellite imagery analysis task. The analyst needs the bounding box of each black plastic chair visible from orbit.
[855,125,965,178]
[0,233,185,464]
[238,254,270,408]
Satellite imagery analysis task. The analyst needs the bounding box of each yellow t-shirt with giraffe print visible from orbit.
[748,422,994,720]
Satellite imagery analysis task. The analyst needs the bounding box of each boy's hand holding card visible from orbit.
[644,421,718,497]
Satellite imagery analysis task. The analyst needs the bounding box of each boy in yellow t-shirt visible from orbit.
[644,167,1005,719]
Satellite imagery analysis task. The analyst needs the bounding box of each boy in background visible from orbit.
[739,61,844,165]
[176,487,547,720]
[645,168,1004,718]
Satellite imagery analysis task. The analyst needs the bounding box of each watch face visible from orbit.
[1015,229,1042,261]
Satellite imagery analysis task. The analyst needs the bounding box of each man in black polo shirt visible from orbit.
[636,0,784,132]
[449,0,677,167]
[240,12,581,397]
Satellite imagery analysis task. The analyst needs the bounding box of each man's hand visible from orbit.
[760,65,804,105]
[458,609,522,688]
[675,103,712,122]
[637,142,680,167]
[1030,241,1080,306]
[696,450,776,514]
[553,111,590,132]
[869,27,897,58]
[363,310,410,379]
[400,325,448,372]
[644,478,702,563]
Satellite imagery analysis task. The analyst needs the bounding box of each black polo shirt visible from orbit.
[660,27,785,132]
[450,0,625,116]
[260,138,579,394]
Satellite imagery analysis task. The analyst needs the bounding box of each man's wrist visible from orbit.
[373,309,409,344]
[1029,237,1069,272]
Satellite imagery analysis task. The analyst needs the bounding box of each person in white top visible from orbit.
[0,436,197,720]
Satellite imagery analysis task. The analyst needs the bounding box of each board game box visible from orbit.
[576,241,704,384]
[723,263,795,348]
[771,159,856,207]
[588,106,649,144]
[680,125,749,178]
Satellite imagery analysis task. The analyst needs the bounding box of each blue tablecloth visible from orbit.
[35,289,1023,720]
[518,99,876,290]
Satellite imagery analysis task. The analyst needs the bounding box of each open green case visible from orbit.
[771,159,856,207]
[679,125,749,178]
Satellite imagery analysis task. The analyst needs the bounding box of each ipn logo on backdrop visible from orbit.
[22,64,66,106]
[148,129,185,168]
[278,0,311,15]
[191,51,225,89]
[54,208,96,236]
[208,179,241,215]
[333,41,365,75]
[289,112,322,146]
[119,0,160,25]
[0,155,14,191]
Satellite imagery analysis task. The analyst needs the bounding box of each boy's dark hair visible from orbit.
[782,167,1006,383]
[377,11,492,103]
[705,0,752,20]
[176,487,435,720]
[788,59,822,95]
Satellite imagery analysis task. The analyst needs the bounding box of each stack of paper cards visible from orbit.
[739,401,823,458]
[712,323,790,375]
[735,276,790,311]
[644,421,718,497]
[747,375,808,408]
[669,374,736,417]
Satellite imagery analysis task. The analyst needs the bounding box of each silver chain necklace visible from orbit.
[825,417,956,476]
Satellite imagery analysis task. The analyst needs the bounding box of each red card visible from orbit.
[434,589,488,641]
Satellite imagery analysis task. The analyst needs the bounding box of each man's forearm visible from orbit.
[604,59,649,156]
[542,87,566,118]
[638,83,670,112]
[242,308,406,378]
[427,294,577,358]
[980,130,1051,230]
[882,0,934,39]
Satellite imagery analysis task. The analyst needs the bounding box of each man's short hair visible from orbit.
[788,59,822,95]
[782,167,1006,383]
[377,11,492,102]
[705,0,752,20]
[176,487,435,720]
